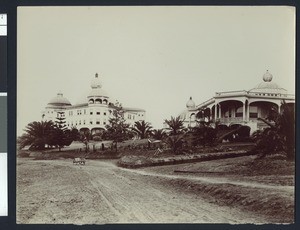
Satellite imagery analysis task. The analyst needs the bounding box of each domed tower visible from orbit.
[249,70,287,95]
[43,91,72,121]
[186,96,196,110]
[178,97,197,128]
[46,91,72,108]
[87,73,110,106]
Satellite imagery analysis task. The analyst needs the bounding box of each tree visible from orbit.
[164,134,186,154]
[51,112,74,151]
[191,107,217,146]
[103,106,130,151]
[55,111,67,129]
[252,127,285,157]
[68,127,81,141]
[17,121,56,150]
[253,102,295,160]
[196,107,211,123]
[79,129,92,153]
[132,120,152,139]
[279,103,295,160]
[151,129,167,140]
[164,116,185,136]
[191,126,217,147]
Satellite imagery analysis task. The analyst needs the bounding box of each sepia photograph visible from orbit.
[16,6,295,224]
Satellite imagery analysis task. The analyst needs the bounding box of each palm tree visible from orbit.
[17,121,56,150]
[252,127,285,158]
[164,116,185,136]
[254,101,295,160]
[132,120,152,139]
[278,103,295,160]
[151,129,167,140]
[164,133,186,154]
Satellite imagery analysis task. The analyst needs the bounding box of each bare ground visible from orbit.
[16,156,294,224]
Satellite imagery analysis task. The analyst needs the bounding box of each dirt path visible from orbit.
[123,167,294,192]
[17,158,278,224]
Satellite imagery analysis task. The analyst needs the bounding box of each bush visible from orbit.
[102,149,119,156]
[92,135,102,141]
[217,124,229,130]
[17,151,30,158]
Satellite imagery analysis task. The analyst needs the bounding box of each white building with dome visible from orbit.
[180,71,295,133]
[42,73,146,135]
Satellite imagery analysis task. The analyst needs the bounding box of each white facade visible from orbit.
[180,71,295,133]
[42,73,146,135]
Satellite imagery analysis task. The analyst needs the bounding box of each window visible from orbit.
[90,111,93,115]
[104,112,106,116]
[103,121,106,125]
[250,113,258,118]
[84,109,86,114]
[97,112,100,115]
[90,121,93,124]
[83,120,85,125]
[95,98,102,104]
[96,121,100,124]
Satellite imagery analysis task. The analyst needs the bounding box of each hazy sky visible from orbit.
[17,6,295,136]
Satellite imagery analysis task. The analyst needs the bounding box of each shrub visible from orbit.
[17,151,30,158]
[93,135,102,141]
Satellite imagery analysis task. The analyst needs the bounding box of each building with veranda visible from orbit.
[179,70,295,133]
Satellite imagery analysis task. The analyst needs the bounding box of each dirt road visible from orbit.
[17,158,276,224]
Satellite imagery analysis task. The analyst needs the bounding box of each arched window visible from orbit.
[103,99,108,105]
[190,113,195,121]
[95,98,102,104]
[89,99,94,104]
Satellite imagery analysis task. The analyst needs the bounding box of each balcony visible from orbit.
[219,117,244,124]
[215,90,295,99]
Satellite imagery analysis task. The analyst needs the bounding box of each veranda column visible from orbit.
[214,104,218,120]
[277,102,281,114]
[246,103,250,121]
[242,102,246,121]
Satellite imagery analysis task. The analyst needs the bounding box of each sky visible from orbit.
[17,6,295,136]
